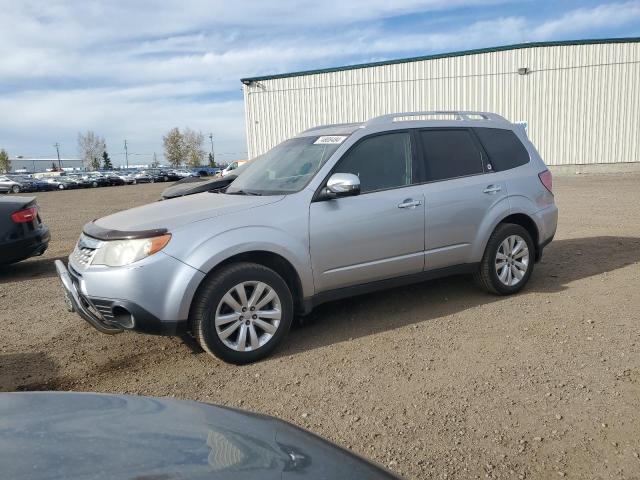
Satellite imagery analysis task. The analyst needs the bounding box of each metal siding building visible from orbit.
[242,38,640,166]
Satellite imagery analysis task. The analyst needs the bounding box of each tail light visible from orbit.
[11,206,38,223]
[538,170,553,194]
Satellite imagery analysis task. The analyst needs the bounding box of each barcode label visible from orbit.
[314,136,347,145]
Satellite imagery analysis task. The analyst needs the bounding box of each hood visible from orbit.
[94,192,284,233]
[0,392,400,480]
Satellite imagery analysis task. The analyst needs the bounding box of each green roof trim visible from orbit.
[240,37,640,84]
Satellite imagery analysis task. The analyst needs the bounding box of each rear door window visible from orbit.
[474,128,530,171]
[417,129,484,182]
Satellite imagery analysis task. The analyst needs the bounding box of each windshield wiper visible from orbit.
[226,190,262,196]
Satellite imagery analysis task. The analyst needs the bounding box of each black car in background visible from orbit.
[104,174,126,186]
[0,392,400,480]
[147,168,181,182]
[0,196,50,265]
[6,175,39,193]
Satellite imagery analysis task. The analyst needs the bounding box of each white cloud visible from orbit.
[532,1,640,39]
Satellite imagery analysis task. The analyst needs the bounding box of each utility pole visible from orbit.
[208,133,215,166]
[54,142,62,169]
[124,140,129,168]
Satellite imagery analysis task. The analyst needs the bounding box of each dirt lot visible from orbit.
[1,175,639,479]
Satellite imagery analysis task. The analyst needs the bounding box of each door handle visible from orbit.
[483,185,502,194]
[398,199,422,209]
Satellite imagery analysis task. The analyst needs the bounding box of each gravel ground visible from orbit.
[1,175,639,479]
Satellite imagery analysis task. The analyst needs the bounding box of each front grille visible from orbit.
[72,245,96,266]
[72,234,101,267]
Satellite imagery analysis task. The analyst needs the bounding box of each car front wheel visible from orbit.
[191,262,293,364]
[475,223,534,295]
[11,185,20,193]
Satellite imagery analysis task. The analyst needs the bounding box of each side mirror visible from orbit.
[324,173,360,198]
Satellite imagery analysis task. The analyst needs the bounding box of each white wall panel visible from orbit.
[243,42,640,165]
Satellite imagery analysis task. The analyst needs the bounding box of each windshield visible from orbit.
[226,135,346,195]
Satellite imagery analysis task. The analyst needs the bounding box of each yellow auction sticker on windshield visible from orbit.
[314,136,347,145]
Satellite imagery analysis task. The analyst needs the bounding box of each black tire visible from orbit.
[190,262,293,364]
[11,185,20,193]
[475,223,535,295]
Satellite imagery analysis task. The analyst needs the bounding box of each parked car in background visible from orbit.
[103,173,126,186]
[0,175,24,194]
[220,160,248,177]
[44,177,76,190]
[192,166,221,177]
[82,173,110,188]
[0,196,50,265]
[146,169,181,182]
[56,111,557,364]
[133,171,152,183]
[6,175,39,193]
[172,169,196,178]
[30,177,59,192]
[116,172,137,184]
[67,174,92,188]
[0,392,400,480]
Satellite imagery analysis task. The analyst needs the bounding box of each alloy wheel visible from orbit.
[214,281,282,352]
[495,234,529,286]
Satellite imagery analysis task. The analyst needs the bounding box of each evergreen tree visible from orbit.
[208,152,216,167]
[102,151,113,170]
[0,149,10,173]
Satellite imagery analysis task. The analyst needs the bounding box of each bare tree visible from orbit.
[183,128,205,168]
[163,127,184,167]
[0,149,10,173]
[78,131,106,170]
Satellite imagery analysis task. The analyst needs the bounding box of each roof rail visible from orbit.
[366,111,509,125]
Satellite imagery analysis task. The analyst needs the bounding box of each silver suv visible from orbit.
[56,111,558,364]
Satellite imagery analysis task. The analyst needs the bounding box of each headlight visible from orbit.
[91,234,171,267]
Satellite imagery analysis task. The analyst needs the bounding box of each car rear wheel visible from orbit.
[190,262,293,364]
[11,185,20,193]
[475,223,534,295]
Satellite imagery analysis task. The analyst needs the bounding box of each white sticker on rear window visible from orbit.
[314,136,347,145]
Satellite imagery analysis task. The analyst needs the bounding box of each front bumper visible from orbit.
[55,260,123,334]
[55,260,190,336]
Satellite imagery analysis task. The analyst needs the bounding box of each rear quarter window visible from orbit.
[474,128,530,171]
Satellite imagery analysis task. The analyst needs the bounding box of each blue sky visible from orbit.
[1,0,639,165]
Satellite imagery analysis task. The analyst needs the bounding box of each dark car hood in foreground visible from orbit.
[0,392,400,480]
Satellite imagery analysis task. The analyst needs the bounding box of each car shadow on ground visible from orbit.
[0,353,60,392]
[278,235,640,357]
[0,255,66,285]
